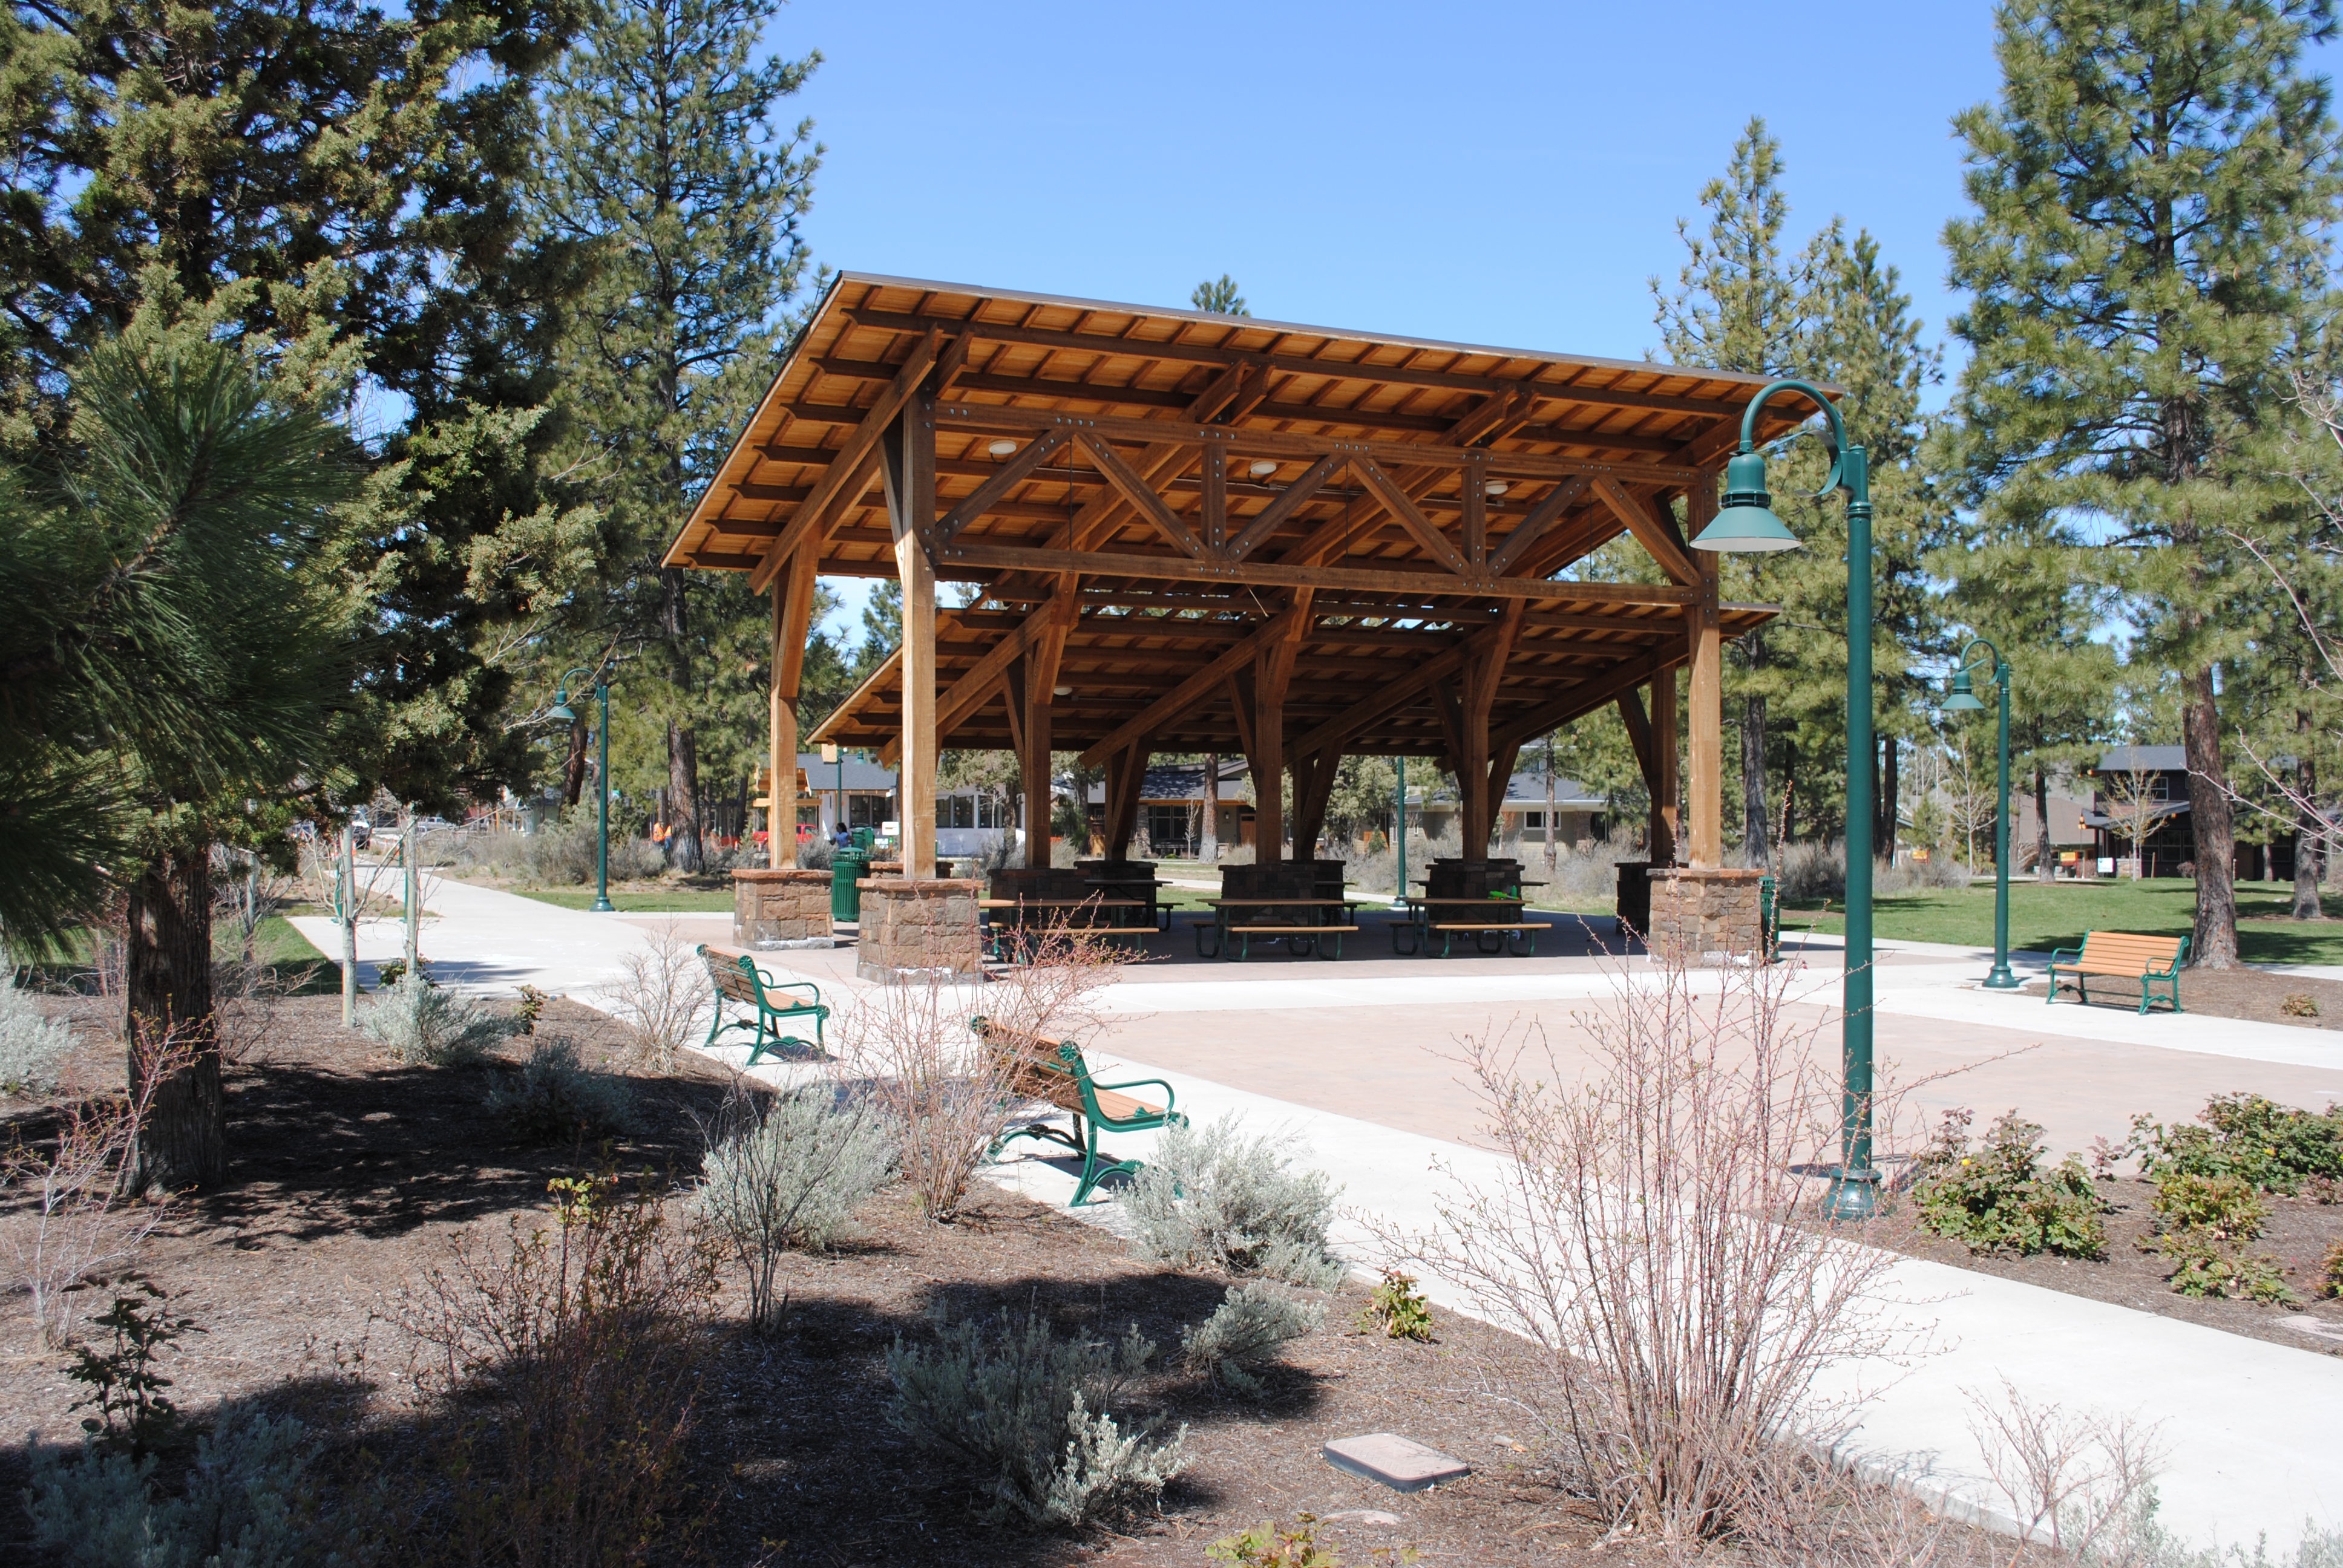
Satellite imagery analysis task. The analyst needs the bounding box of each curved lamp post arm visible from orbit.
[1737,377,1850,484]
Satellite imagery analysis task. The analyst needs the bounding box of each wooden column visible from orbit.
[1017,593,1070,868]
[1103,744,1150,858]
[1457,602,1523,857]
[881,399,938,878]
[768,547,817,867]
[1685,477,1723,869]
[1289,750,1340,858]
[1651,664,1680,866]
[1251,639,1300,863]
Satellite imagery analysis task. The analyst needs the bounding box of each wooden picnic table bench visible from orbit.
[1192,898,1362,960]
[1392,897,1553,958]
[2046,930,2189,1014]
[969,1015,1185,1205]
[696,944,828,1065]
[977,895,1159,957]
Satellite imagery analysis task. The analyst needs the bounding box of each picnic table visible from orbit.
[1393,895,1553,958]
[978,894,1158,958]
[1194,898,1363,961]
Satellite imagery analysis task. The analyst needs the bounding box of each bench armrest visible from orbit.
[753,973,823,1004]
[2046,946,2082,964]
[1092,1075,1177,1103]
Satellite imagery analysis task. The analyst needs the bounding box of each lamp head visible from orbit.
[1943,667,1985,712]
[1691,449,1802,554]
[548,699,577,724]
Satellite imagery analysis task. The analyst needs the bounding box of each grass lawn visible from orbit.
[513,884,736,913]
[1785,877,2343,965]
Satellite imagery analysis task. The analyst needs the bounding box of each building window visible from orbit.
[977,792,1005,829]
[848,794,888,829]
[1145,803,1194,857]
[1524,811,1545,829]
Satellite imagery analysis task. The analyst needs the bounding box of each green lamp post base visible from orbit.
[1982,967,2022,990]
[591,895,617,913]
[1823,1167,1881,1221]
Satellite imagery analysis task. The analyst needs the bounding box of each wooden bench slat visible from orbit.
[2047,930,2186,1016]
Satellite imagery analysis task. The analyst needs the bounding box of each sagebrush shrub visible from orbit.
[0,971,75,1096]
[697,1090,898,1331]
[1913,1108,2107,1258]
[26,1406,353,1568]
[885,1308,1187,1529]
[483,1035,638,1141]
[1180,1282,1323,1397]
[358,975,515,1065]
[1126,1114,1346,1287]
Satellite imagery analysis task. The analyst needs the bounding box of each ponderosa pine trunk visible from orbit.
[124,845,223,1192]
[658,563,704,872]
[2293,722,2322,918]
[2183,666,2240,967]
[1880,737,1899,863]
[562,716,588,808]
[2035,765,2054,883]
[1740,694,1771,869]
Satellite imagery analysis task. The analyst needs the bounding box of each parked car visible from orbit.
[349,809,372,851]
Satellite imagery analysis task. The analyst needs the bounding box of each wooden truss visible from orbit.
[667,274,1826,876]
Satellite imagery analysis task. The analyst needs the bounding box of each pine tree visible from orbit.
[534,0,823,872]
[1191,275,1249,316]
[1944,0,2342,966]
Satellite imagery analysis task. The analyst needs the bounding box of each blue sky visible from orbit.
[776,0,2010,633]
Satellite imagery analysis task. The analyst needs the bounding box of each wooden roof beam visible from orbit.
[1076,606,1313,766]
[1590,476,1699,587]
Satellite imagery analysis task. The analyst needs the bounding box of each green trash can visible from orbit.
[831,846,869,923]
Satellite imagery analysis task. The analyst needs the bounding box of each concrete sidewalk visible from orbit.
[298,878,2343,1553]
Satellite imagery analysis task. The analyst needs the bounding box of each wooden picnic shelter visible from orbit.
[664,273,1801,893]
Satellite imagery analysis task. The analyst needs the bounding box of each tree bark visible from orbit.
[561,717,588,808]
[1880,736,1899,863]
[2294,716,2322,918]
[1201,752,1218,860]
[124,845,223,1192]
[2183,666,2240,967]
[1740,694,1771,869]
[2035,765,2054,883]
[666,719,703,873]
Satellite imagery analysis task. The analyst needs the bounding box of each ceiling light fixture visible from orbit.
[1484,480,1509,498]
[1052,685,1073,697]
[1248,460,1279,478]
[987,439,1018,457]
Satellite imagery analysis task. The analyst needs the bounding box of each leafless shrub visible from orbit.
[852,921,1123,1221]
[605,921,707,1070]
[2,1025,197,1344]
[1738,1449,1982,1568]
[401,1168,720,1565]
[1967,1376,2166,1561]
[1378,952,1907,1543]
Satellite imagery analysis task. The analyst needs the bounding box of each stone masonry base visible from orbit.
[732,867,833,949]
[1646,867,1765,962]
[855,878,984,983]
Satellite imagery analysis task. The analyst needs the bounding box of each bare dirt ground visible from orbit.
[0,993,1666,1567]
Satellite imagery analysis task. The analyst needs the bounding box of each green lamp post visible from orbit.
[1689,378,1880,1221]
[1944,639,2019,990]
[549,667,616,913]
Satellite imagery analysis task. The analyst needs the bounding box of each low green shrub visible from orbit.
[1126,1113,1346,1287]
[0,970,76,1096]
[1912,1108,2108,1258]
[25,1406,359,1568]
[1358,1267,1435,1342]
[2141,1168,2298,1305]
[1208,1514,1420,1566]
[696,1090,899,1332]
[1181,1282,1325,1397]
[2126,1093,2343,1194]
[2149,1173,2268,1241]
[482,1035,639,1141]
[2319,1238,2343,1299]
[357,975,517,1066]
[884,1308,1188,1529]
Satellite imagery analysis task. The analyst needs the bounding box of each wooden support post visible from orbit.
[1104,744,1150,859]
[1289,751,1340,859]
[1686,482,1723,869]
[1482,741,1522,846]
[1251,639,1300,864]
[1457,602,1523,857]
[1018,610,1069,868]
[1651,664,1680,867]
[882,399,938,878]
[768,546,818,866]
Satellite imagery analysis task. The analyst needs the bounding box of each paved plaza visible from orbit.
[293,879,2343,1552]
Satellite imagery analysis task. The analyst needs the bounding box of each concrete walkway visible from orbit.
[290,880,2343,1553]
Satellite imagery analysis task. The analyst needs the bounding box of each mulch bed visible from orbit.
[1871,1178,2343,1356]
[2021,965,2343,1029]
[0,993,1648,1567]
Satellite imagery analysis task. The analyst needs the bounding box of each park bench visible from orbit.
[1391,897,1554,958]
[697,945,830,1064]
[980,898,1158,960]
[969,1015,1185,1206]
[2045,930,2189,1015]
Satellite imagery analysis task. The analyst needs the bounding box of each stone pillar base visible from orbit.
[732,868,834,948]
[856,878,984,983]
[1647,867,1765,962]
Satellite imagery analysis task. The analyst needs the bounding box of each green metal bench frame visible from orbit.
[2045,931,2189,1016]
[698,945,829,1065]
[971,1015,1185,1205]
